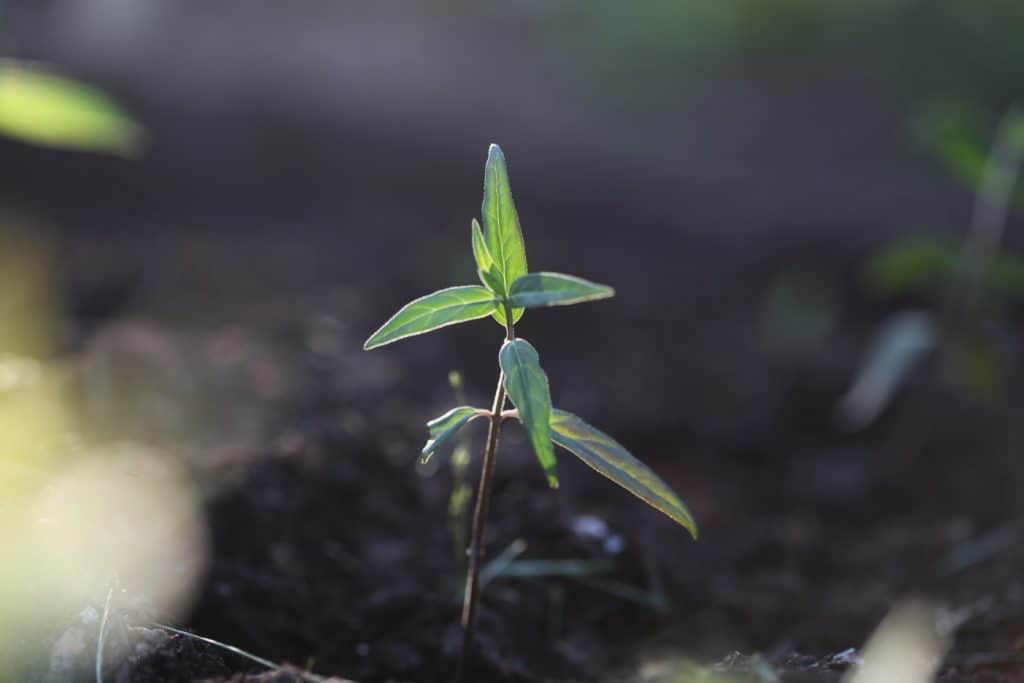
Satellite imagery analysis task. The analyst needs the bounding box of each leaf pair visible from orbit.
[421,338,697,538]
[363,144,613,350]
[418,339,556,488]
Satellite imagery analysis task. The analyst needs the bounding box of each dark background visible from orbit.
[4,2,1024,682]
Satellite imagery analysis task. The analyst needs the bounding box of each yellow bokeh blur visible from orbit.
[0,224,207,676]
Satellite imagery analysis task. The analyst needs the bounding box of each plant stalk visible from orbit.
[456,306,515,681]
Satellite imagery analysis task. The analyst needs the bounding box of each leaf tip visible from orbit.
[487,143,504,161]
[546,473,560,489]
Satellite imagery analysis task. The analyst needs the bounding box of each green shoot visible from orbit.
[364,143,697,680]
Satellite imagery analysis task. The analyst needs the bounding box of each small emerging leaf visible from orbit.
[471,218,505,294]
[492,301,525,327]
[482,144,528,295]
[550,410,697,538]
[499,339,557,487]
[0,61,145,155]
[422,406,485,463]
[364,286,497,350]
[510,272,615,308]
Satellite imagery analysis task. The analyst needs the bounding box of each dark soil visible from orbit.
[16,214,1022,683]
[3,23,1022,673]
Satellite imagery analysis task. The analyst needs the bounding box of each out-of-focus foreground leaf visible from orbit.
[0,61,144,155]
[422,406,485,463]
[499,339,557,487]
[550,409,698,538]
[509,272,615,308]
[364,286,497,349]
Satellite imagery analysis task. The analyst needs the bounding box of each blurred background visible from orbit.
[3,2,1024,682]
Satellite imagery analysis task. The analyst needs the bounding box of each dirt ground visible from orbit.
[4,212,1016,683]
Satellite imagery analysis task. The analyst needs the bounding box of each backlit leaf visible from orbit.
[492,301,524,327]
[471,218,504,294]
[510,272,615,308]
[499,339,557,487]
[364,286,497,350]
[550,410,697,538]
[422,406,485,463]
[0,61,144,155]
[482,144,528,295]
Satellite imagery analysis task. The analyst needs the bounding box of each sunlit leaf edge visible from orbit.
[482,144,528,295]
[422,406,486,463]
[509,271,615,308]
[550,409,697,538]
[364,285,497,350]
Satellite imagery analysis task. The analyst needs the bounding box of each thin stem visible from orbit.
[95,584,114,683]
[456,304,516,681]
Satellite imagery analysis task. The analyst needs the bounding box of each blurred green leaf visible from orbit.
[499,339,557,487]
[836,310,936,430]
[509,272,615,308]
[550,410,698,538]
[0,61,144,155]
[866,234,1024,304]
[422,406,485,464]
[486,558,614,579]
[759,271,839,352]
[914,99,1024,205]
[364,286,497,349]
[482,144,527,326]
[955,334,1004,399]
[988,252,1024,300]
[914,99,989,190]
[865,235,959,297]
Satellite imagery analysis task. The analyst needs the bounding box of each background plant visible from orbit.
[364,144,697,679]
[837,103,1024,428]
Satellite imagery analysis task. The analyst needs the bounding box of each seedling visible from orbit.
[364,144,697,678]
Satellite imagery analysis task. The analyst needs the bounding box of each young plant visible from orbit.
[364,144,697,678]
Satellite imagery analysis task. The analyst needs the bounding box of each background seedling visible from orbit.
[364,143,697,679]
[839,103,1024,428]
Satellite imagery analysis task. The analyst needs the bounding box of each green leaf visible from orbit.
[864,236,958,297]
[482,144,528,295]
[509,272,615,308]
[550,410,697,538]
[364,286,497,350]
[492,301,524,327]
[0,61,145,155]
[471,218,505,294]
[499,339,557,487]
[422,406,485,463]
